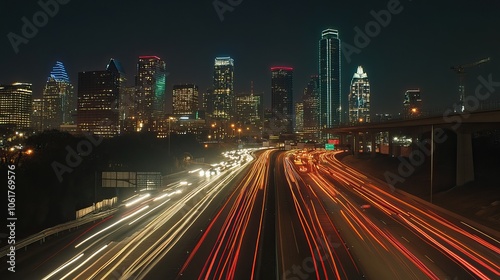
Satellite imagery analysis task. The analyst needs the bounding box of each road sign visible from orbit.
[325,144,335,150]
[328,138,340,145]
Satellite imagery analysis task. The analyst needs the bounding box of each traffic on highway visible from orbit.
[1,148,499,279]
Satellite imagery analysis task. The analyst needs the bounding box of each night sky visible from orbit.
[1,0,499,115]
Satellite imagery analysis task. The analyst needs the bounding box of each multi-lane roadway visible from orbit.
[2,148,499,279]
[1,149,255,280]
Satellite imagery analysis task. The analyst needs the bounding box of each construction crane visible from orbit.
[451,57,491,112]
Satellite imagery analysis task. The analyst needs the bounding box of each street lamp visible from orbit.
[14,148,33,165]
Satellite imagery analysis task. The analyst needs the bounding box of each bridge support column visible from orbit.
[388,131,394,157]
[362,133,368,154]
[340,134,347,147]
[456,130,474,186]
[352,134,359,156]
[370,133,377,158]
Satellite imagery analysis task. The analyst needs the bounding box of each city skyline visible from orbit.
[1,2,500,278]
[0,1,498,116]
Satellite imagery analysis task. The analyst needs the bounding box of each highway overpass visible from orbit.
[325,109,500,186]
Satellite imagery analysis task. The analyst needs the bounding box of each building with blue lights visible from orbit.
[42,61,75,129]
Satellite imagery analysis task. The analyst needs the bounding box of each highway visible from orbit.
[176,149,364,279]
[2,148,499,279]
[175,149,274,279]
[277,152,363,279]
[0,149,255,280]
[290,150,500,279]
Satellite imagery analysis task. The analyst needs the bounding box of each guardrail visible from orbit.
[1,157,256,258]
[1,207,118,257]
[76,197,118,219]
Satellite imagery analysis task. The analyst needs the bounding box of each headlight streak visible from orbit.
[176,150,271,279]
[91,153,256,279]
[74,205,149,248]
[59,245,108,280]
[41,253,84,280]
[121,194,139,203]
[460,221,500,245]
[189,168,202,173]
[125,193,151,207]
[129,199,171,225]
[46,151,257,280]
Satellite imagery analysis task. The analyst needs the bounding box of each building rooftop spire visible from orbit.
[353,66,368,79]
[49,61,70,83]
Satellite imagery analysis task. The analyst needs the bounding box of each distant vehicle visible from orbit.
[361,204,371,209]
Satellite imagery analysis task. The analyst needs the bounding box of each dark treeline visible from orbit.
[3,130,212,240]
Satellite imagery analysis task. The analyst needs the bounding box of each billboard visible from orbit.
[328,139,340,145]
[102,172,162,189]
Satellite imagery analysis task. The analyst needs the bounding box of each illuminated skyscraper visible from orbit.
[235,92,262,125]
[403,89,422,119]
[42,61,75,129]
[172,84,199,116]
[271,67,294,134]
[348,66,371,124]
[77,59,122,137]
[295,102,304,133]
[32,98,43,132]
[0,83,32,130]
[213,57,234,120]
[203,88,214,116]
[106,59,128,133]
[303,75,320,137]
[136,56,167,129]
[119,86,137,133]
[319,28,341,130]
